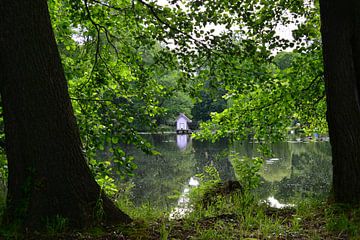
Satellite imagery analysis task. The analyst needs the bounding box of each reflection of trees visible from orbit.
[236,142,332,203]
[261,142,292,182]
[232,142,292,183]
[232,141,255,157]
[127,134,195,209]
[125,135,238,209]
[123,135,332,209]
[273,142,332,202]
[192,138,236,181]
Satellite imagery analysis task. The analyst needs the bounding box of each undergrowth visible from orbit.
[122,192,360,240]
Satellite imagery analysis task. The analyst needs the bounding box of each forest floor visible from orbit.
[121,207,351,240]
[23,200,359,240]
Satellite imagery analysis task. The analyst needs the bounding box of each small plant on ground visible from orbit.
[45,215,69,235]
[229,154,263,191]
[189,165,222,211]
[325,203,360,238]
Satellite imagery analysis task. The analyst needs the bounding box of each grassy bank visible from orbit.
[121,195,359,240]
[8,195,357,239]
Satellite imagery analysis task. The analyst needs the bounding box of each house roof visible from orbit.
[176,113,192,122]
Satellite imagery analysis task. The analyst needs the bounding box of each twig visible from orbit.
[71,97,114,102]
[91,0,128,12]
[136,0,209,50]
[301,73,323,93]
[77,0,102,91]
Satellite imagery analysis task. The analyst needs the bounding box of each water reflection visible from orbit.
[124,134,332,210]
[265,196,294,208]
[169,176,199,219]
[176,134,191,150]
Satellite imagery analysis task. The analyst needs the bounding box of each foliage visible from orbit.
[189,165,222,209]
[230,154,263,190]
[45,0,326,154]
[48,0,181,181]
[195,45,325,143]
[195,165,222,184]
[191,87,227,124]
[325,204,360,237]
[273,51,299,70]
[181,2,325,145]
[38,1,328,196]
[160,90,194,123]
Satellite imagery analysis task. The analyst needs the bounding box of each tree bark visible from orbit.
[0,1,131,230]
[320,1,360,203]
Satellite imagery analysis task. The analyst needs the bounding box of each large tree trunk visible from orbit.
[0,1,131,230]
[320,1,360,203]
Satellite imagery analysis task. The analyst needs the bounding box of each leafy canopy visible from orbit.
[43,0,325,182]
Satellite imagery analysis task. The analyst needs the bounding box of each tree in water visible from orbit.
[0,0,131,230]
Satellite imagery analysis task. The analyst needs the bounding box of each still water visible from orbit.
[124,133,332,210]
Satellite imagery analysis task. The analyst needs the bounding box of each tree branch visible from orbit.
[71,97,113,102]
[90,0,129,12]
[301,73,323,93]
[77,0,101,92]
[135,0,209,50]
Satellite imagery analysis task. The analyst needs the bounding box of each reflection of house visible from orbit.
[176,113,192,134]
[177,134,189,150]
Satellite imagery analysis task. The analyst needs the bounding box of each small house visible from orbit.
[176,113,192,134]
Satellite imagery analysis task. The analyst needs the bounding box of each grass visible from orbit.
[119,192,360,240]
[1,191,360,239]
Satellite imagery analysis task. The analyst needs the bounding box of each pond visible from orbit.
[123,133,332,210]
